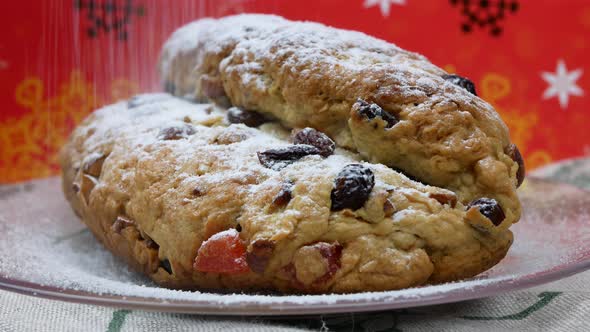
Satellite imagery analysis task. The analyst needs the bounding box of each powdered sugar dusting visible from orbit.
[1,177,589,314]
[159,14,505,124]
[79,96,422,197]
[205,228,239,243]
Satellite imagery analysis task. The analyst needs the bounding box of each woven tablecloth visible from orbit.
[1,157,589,332]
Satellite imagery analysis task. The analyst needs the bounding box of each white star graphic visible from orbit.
[541,59,584,109]
[363,0,406,17]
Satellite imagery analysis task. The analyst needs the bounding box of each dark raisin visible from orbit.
[467,198,505,226]
[331,164,375,211]
[72,183,80,193]
[111,216,134,234]
[442,74,477,96]
[157,124,196,140]
[506,144,525,188]
[272,182,293,208]
[160,259,173,274]
[353,99,398,128]
[292,128,335,158]
[246,239,275,274]
[429,192,458,208]
[128,93,171,109]
[235,223,242,232]
[257,145,321,171]
[227,107,267,127]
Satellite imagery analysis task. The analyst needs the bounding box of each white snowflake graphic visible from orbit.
[363,0,406,17]
[541,59,584,109]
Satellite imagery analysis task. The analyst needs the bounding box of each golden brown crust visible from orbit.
[60,94,513,293]
[159,14,522,228]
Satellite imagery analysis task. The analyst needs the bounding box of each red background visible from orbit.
[1,0,589,182]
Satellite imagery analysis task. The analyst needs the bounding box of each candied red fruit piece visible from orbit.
[193,229,249,274]
[311,242,343,284]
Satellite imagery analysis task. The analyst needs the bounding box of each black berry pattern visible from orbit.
[74,0,146,40]
[449,0,519,37]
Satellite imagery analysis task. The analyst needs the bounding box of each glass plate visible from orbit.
[1,177,589,316]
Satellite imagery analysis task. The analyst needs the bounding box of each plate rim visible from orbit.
[2,252,590,316]
[1,176,590,316]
